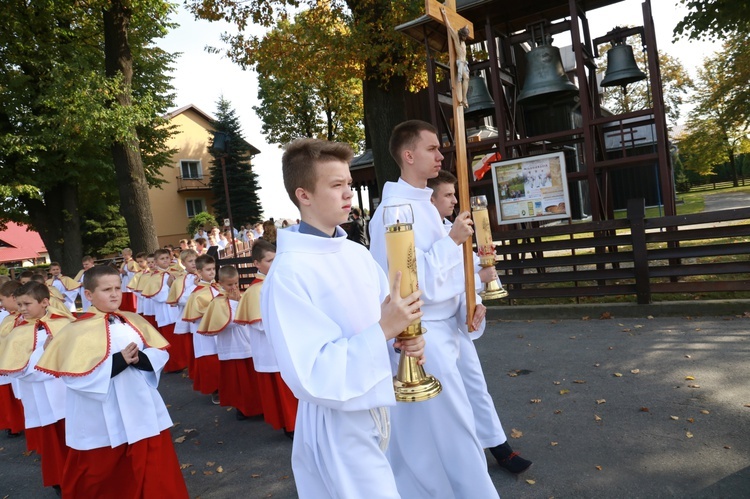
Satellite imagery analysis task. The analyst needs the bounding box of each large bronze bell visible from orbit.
[465,74,495,119]
[518,45,578,104]
[601,42,646,87]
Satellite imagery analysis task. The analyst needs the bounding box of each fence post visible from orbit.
[628,198,651,304]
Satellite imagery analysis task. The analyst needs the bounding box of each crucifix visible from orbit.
[424,0,478,330]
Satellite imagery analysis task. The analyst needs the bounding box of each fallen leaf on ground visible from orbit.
[251,474,261,478]
[530,399,541,404]
[686,432,694,438]
[688,384,701,388]
[174,436,186,444]
[582,316,590,321]
[203,471,213,476]
[180,463,192,470]
[550,320,559,324]
[594,414,602,422]
[559,389,570,395]
[685,376,695,380]
[216,466,224,473]
[613,373,623,377]
[569,336,576,339]
[510,428,523,439]
[743,404,750,408]
[550,442,558,446]
[608,347,614,350]
[600,312,612,319]
[595,465,602,471]
[596,399,606,404]
[687,418,694,423]
[670,416,679,421]
[507,372,518,377]
[22,450,33,457]
[724,445,731,449]
[634,325,643,328]
[594,363,600,367]
[685,355,691,358]
[184,428,197,434]
[640,407,650,412]
[554,410,562,414]
[553,381,561,385]
[206,461,215,467]
[647,315,654,319]
[622,328,631,332]
[526,479,536,485]
[618,323,624,327]
[190,471,196,476]
[574,380,586,384]
[700,410,710,414]
[695,328,701,331]
[631,369,640,374]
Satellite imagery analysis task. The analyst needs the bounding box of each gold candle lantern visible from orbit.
[383,204,441,402]
[470,195,508,300]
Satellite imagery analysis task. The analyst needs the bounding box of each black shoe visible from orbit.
[5,429,22,438]
[284,429,294,440]
[490,442,532,474]
[235,409,248,421]
[52,484,62,497]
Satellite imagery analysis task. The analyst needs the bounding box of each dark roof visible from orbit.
[396,0,625,50]
[350,149,374,170]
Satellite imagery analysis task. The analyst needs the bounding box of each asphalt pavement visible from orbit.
[2,308,749,498]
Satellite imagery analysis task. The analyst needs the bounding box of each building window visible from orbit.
[180,160,202,179]
[186,199,205,218]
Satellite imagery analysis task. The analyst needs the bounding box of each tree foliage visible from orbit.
[209,97,264,226]
[187,211,219,236]
[0,0,176,271]
[675,0,750,41]
[187,0,427,193]
[599,37,693,128]
[677,41,750,184]
[252,6,364,148]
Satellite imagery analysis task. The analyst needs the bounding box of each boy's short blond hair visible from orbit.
[282,138,353,208]
[180,249,199,262]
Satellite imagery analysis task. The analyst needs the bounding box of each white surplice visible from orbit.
[61,321,171,450]
[261,226,400,499]
[369,179,500,499]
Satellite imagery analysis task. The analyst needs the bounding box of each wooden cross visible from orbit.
[424,0,477,330]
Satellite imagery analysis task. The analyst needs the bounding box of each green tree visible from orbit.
[599,38,693,128]
[678,46,750,185]
[187,211,218,237]
[675,0,750,40]
[187,0,426,195]
[209,97,264,226]
[252,6,364,149]
[0,1,176,273]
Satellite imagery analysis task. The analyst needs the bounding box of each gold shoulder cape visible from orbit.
[126,259,139,273]
[127,270,145,291]
[49,298,76,320]
[46,285,65,301]
[0,312,22,338]
[196,294,232,336]
[140,270,167,298]
[167,272,194,305]
[73,270,85,283]
[235,276,264,325]
[182,283,218,322]
[46,276,81,291]
[0,313,72,375]
[36,309,169,378]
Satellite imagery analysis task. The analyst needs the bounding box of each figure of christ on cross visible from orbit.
[441,8,471,108]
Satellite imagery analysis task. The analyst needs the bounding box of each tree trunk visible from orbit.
[728,148,739,187]
[103,1,159,253]
[27,182,83,276]
[364,72,407,197]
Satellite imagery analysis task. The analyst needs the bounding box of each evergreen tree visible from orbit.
[209,97,264,226]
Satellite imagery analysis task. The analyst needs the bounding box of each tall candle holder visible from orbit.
[470,195,508,300]
[383,204,442,402]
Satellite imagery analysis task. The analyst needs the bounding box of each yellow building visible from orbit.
[148,104,260,247]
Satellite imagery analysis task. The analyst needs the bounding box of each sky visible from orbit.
[159,0,721,221]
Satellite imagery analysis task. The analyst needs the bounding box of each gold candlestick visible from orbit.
[383,204,441,402]
[471,195,508,300]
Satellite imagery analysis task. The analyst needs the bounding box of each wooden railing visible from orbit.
[494,199,750,304]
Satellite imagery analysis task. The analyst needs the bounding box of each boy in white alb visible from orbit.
[197,265,263,419]
[74,255,95,312]
[261,138,426,498]
[36,265,188,498]
[0,282,71,492]
[236,239,298,437]
[369,120,500,498]
[182,255,221,400]
[428,169,532,474]
[167,249,199,377]
[46,262,80,312]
